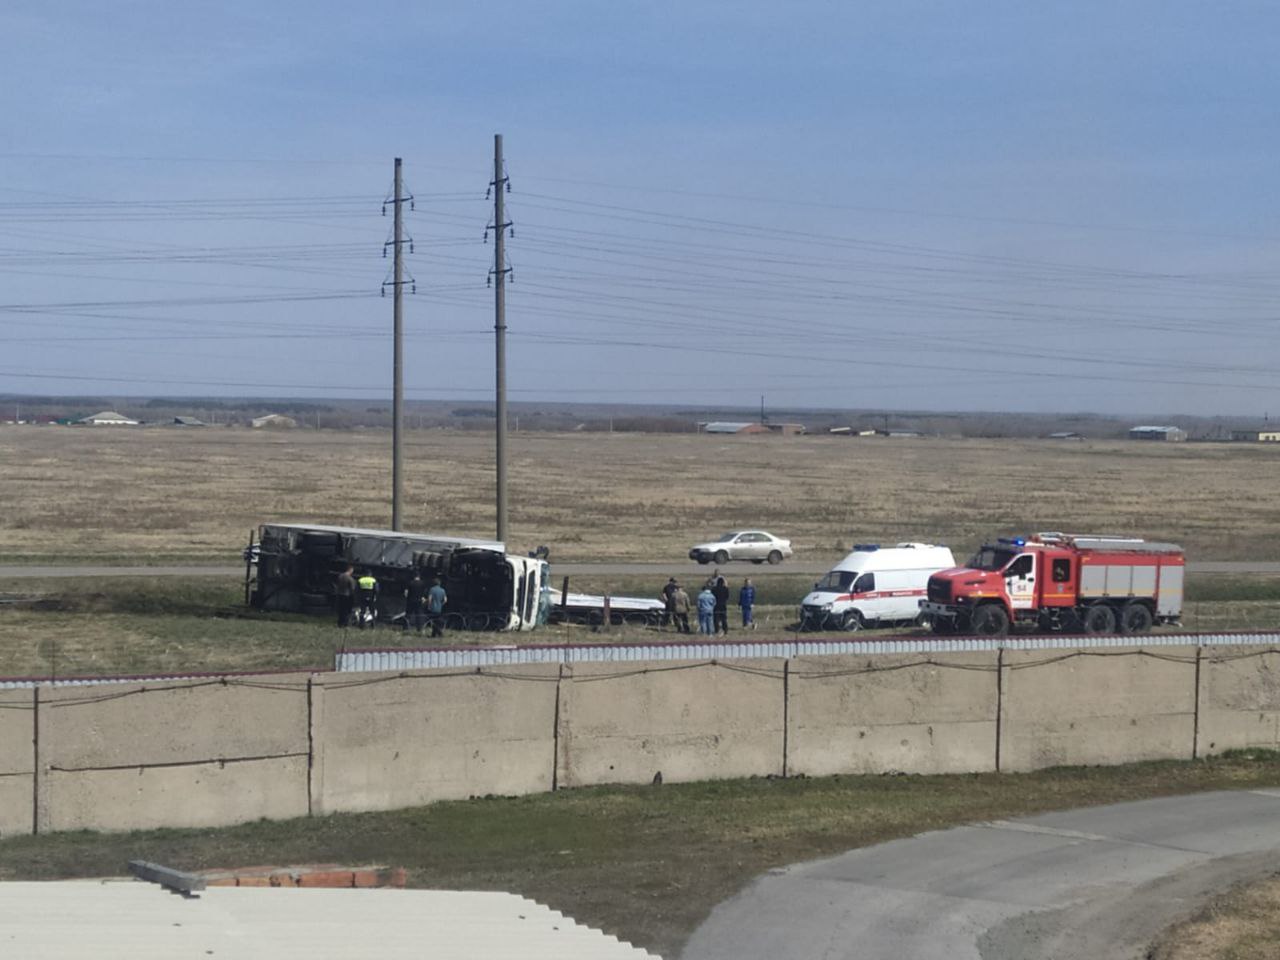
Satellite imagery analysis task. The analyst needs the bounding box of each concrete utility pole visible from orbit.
[491,134,511,543]
[391,157,406,531]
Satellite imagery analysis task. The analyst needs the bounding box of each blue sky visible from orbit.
[2,1,1278,415]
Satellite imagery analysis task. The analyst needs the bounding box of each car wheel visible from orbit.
[767,550,783,565]
[713,550,729,565]
[1119,602,1153,634]
[696,555,710,565]
[969,604,1010,636]
[751,559,764,564]
[1083,604,1117,634]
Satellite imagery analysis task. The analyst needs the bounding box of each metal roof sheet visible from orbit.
[0,882,660,959]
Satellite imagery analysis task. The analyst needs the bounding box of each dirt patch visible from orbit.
[1148,870,1280,960]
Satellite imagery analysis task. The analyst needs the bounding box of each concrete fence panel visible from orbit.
[1197,647,1280,756]
[37,677,311,832]
[556,660,785,788]
[1001,647,1198,772]
[312,666,559,814]
[787,653,999,777]
[0,691,33,837]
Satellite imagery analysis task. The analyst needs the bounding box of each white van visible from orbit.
[799,542,956,631]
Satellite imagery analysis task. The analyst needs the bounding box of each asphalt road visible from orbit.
[682,789,1280,960]
[2,560,1278,580]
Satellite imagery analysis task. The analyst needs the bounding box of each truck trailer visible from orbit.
[920,532,1184,636]
[247,523,548,631]
[245,522,665,631]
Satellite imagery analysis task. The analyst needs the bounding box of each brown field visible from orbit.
[2,426,1279,563]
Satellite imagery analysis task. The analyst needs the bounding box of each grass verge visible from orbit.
[1149,870,1280,960]
[2,756,1280,958]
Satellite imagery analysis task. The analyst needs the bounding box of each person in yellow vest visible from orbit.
[356,569,379,628]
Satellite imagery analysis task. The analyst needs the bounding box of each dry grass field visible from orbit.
[2,426,1279,563]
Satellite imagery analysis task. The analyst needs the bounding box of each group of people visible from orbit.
[333,565,448,636]
[661,574,756,635]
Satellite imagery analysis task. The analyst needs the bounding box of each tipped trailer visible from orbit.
[245,522,665,632]
[920,532,1185,636]
[247,523,548,631]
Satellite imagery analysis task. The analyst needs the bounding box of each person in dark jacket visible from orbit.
[739,577,756,629]
[403,571,428,633]
[712,576,730,635]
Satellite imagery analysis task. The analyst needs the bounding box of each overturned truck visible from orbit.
[247,523,548,631]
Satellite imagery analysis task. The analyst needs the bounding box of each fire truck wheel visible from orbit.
[1083,604,1118,634]
[1120,602,1153,634]
[931,618,955,635]
[841,609,864,631]
[970,604,1009,636]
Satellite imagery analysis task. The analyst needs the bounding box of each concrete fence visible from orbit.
[3,645,1280,836]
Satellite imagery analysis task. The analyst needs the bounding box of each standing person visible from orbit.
[739,577,756,629]
[671,581,691,634]
[403,570,428,633]
[356,568,379,628]
[696,584,716,635]
[661,577,679,630]
[712,575,730,635]
[334,564,356,628]
[426,576,448,638]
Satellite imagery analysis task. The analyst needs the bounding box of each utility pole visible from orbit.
[382,158,414,531]
[490,134,511,543]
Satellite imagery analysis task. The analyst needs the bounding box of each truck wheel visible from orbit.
[713,550,729,565]
[841,609,864,631]
[1120,602,1153,634]
[767,550,783,565]
[969,604,1009,636]
[931,617,955,635]
[1083,604,1117,634]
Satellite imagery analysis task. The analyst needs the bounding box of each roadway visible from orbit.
[681,789,1280,960]
[2,560,1278,579]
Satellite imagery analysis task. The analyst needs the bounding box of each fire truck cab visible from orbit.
[920,533,1185,636]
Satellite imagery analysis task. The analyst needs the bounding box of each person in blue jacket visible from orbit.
[696,585,716,635]
[739,578,756,629]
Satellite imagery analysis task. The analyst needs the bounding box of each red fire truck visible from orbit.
[920,533,1185,636]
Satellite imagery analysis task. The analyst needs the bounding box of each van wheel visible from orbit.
[841,610,864,631]
[970,604,1010,636]
[1119,602,1153,634]
[767,550,783,565]
[714,550,729,565]
[1083,604,1117,634]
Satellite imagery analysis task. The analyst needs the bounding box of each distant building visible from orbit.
[172,416,206,427]
[78,410,139,426]
[703,421,770,434]
[764,422,806,435]
[1047,431,1083,440]
[1230,429,1280,442]
[251,414,298,429]
[1129,425,1186,442]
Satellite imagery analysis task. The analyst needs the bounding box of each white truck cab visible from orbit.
[800,542,956,631]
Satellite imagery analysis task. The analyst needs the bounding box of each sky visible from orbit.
[1,1,1278,417]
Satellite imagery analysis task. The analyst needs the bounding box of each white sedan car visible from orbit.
[689,531,793,565]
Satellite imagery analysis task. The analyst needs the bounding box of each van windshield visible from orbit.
[816,570,857,592]
[968,547,1017,571]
